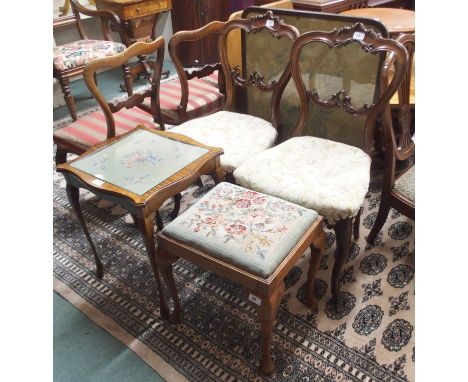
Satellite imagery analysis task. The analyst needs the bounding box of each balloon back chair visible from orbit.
[54,36,165,166]
[367,33,415,243]
[234,22,408,302]
[168,11,300,181]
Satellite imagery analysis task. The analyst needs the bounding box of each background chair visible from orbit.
[138,25,226,126]
[168,11,300,180]
[367,33,415,243]
[54,36,182,229]
[54,36,165,166]
[53,0,131,121]
[234,23,408,302]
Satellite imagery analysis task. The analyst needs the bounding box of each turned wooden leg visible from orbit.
[251,282,284,375]
[122,64,133,96]
[170,194,182,221]
[135,215,169,320]
[155,211,164,232]
[306,231,325,308]
[367,197,391,244]
[66,184,103,278]
[353,207,363,240]
[331,218,352,302]
[55,148,68,166]
[156,249,181,323]
[58,75,77,121]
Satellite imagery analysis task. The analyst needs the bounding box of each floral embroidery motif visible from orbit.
[53,40,126,71]
[233,136,371,224]
[123,174,152,184]
[120,150,162,168]
[178,184,311,261]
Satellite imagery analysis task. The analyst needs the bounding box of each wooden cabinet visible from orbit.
[171,0,230,66]
[368,0,414,10]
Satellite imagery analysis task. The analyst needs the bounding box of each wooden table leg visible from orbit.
[157,248,182,324]
[211,161,225,184]
[135,214,169,320]
[66,184,103,278]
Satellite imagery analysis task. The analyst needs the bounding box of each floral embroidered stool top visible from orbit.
[162,182,319,278]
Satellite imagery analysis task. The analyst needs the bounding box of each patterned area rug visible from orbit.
[53,151,415,382]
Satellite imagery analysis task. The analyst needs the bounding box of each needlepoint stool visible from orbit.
[155,182,325,375]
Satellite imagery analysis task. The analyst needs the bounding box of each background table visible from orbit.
[95,0,173,85]
[340,7,414,36]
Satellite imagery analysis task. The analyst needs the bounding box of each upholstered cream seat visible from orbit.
[170,111,278,172]
[233,136,371,224]
[394,166,415,203]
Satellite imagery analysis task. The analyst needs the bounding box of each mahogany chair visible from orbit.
[54,37,164,166]
[367,33,415,243]
[138,27,226,126]
[53,0,131,121]
[234,23,408,302]
[54,37,183,229]
[168,11,300,180]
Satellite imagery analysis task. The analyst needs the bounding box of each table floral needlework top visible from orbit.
[71,129,209,195]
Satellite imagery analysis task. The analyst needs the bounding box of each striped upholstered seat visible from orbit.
[53,107,159,153]
[141,72,224,125]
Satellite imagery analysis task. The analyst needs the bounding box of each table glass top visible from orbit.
[71,129,209,195]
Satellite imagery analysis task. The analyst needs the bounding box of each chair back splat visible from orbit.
[83,37,166,139]
[379,33,415,196]
[54,37,165,165]
[219,11,300,138]
[290,22,408,154]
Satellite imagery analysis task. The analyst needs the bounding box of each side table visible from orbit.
[340,7,415,36]
[56,126,224,317]
[95,0,173,89]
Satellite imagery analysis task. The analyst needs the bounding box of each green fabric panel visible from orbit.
[242,11,384,148]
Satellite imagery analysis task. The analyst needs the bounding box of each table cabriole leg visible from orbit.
[156,249,181,324]
[136,215,169,320]
[66,183,103,278]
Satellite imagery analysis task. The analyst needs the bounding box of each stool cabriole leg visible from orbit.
[251,281,285,375]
